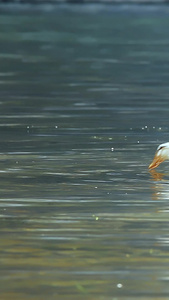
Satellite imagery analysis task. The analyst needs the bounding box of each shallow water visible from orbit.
[1,4,169,300]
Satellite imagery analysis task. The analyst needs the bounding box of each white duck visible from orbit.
[149,142,169,170]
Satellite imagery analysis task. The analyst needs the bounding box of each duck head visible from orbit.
[149,142,169,170]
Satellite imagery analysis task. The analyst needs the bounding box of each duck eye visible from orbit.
[158,146,164,151]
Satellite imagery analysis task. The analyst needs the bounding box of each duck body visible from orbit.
[149,142,169,170]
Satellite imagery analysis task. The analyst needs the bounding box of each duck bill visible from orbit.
[149,153,165,170]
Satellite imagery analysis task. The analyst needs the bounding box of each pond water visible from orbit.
[1,4,169,299]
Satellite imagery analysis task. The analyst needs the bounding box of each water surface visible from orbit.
[0,4,169,300]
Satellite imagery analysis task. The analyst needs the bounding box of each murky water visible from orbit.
[1,4,169,299]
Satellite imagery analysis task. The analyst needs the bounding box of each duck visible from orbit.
[149,142,169,170]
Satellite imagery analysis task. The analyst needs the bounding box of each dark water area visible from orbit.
[1,4,169,300]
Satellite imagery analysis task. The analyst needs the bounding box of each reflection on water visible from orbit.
[149,170,165,181]
[1,4,169,300]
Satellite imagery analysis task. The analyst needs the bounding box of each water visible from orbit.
[1,4,169,299]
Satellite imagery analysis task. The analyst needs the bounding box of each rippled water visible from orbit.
[1,4,169,300]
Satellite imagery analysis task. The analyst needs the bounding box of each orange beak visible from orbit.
[148,152,166,170]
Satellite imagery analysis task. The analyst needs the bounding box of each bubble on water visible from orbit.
[111,148,114,151]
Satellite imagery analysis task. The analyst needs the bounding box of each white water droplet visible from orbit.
[117,283,123,288]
